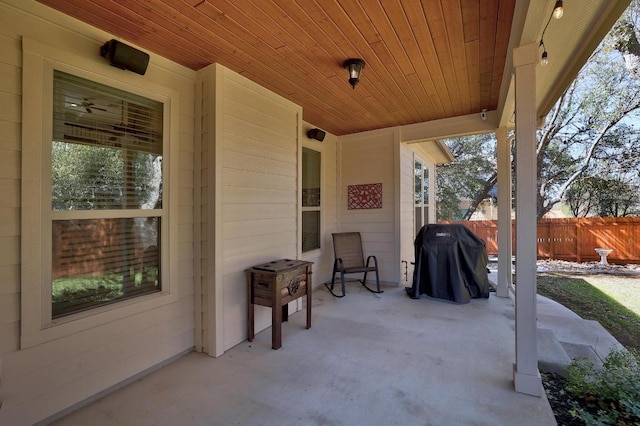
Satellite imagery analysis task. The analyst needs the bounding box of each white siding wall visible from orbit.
[0,21,21,363]
[221,72,301,350]
[0,2,196,424]
[198,64,305,354]
[339,130,399,284]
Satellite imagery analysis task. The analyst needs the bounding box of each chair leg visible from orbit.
[329,265,337,290]
[325,259,346,297]
[362,256,383,294]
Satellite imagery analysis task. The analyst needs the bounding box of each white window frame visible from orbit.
[414,154,436,231]
[21,38,180,349]
[300,142,323,255]
[414,155,428,235]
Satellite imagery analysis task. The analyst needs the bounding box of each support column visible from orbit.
[512,42,542,397]
[197,64,225,357]
[496,128,513,298]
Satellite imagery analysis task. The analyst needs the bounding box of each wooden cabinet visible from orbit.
[246,259,313,349]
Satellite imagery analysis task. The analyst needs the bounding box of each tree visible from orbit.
[565,176,599,217]
[52,141,161,211]
[535,44,640,218]
[437,1,640,220]
[436,133,497,220]
[596,178,640,217]
[535,0,640,217]
[566,176,640,217]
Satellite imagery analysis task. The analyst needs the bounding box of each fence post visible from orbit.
[548,221,554,260]
[576,221,581,263]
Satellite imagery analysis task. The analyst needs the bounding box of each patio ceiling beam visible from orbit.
[496,0,533,128]
[399,110,499,143]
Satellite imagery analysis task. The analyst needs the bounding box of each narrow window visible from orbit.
[415,158,429,235]
[302,147,321,252]
[51,70,163,318]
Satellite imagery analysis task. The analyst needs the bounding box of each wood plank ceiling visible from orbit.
[36,0,517,136]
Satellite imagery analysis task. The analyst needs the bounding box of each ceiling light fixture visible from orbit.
[343,58,365,89]
[552,0,564,19]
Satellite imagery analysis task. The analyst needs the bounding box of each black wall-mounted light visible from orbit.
[307,128,326,141]
[343,58,366,89]
[100,39,149,75]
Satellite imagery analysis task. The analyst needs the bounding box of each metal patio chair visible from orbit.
[325,232,383,297]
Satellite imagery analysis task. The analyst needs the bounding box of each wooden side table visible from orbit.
[246,259,313,349]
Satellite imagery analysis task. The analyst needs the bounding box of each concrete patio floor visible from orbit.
[48,280,568,426]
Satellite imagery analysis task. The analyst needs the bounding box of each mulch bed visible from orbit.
[502,260,640,425]
[535,259,640,276]
[535,260,640,425]
[541,370,585,425]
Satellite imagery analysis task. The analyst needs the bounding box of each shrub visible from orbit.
[566,348,640,425]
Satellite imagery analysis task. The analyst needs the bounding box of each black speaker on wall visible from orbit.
[307,128,326,141]
[100,39,150,75]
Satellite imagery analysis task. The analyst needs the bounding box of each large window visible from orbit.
[50,71,163,317]
[302,147,321,252]
[21,39,179,347]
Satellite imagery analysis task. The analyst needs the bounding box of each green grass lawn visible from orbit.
[537,273,640,352]
[52,270,159,317]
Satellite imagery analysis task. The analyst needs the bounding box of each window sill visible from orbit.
[21,288,177,349]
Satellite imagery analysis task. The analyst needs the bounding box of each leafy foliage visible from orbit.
[436,133,498,220]
[535,41,640,218]
[566,176,640,217]
[52,142,122,210]
[566,349,640,425]
[52,271,159,317]
[52,141,162,210]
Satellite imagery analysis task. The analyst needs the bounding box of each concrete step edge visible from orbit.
[537,327,572,377]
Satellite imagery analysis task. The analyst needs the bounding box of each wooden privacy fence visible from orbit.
[441,217,640,264]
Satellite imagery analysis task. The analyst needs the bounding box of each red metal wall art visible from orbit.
[347,183,382,210]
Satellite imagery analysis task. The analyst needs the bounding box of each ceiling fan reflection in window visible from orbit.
[63,99,153,146]
[80,98,108,114]
[69,98,109,114]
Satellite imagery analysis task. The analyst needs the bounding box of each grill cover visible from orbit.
[406,224,490,303]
